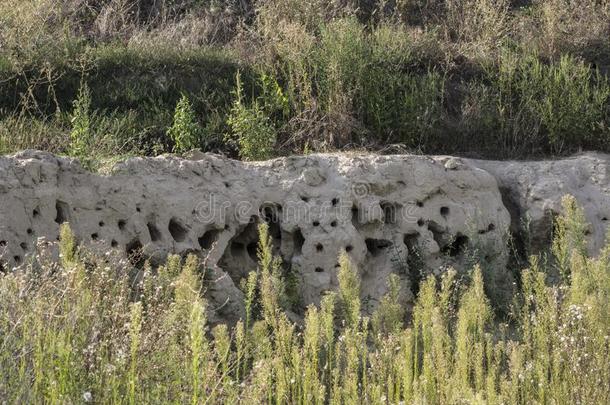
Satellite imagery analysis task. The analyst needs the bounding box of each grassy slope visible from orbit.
[0,0,609,163]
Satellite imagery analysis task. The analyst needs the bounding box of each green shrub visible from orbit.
[67,79,175,166]
[454,265,493,391]
[226,73,277,161]
[257,19,447,149]
[371,274,405,337]
[490,51,610,153]
[316,18,367,115]
[363,24,445,148]
[256,222,286,327]
[535,56,609,152]
[69,81,93,160]
[552,195,589,283]
[168,94,202,153]
[337,251,361,328]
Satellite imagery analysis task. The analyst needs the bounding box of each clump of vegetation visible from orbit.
[0,0,609,163]
[1,197,608,403]
[69,81,93,161]
[226,72,277,161]
[486,52,610,154]
[168,94,203,153]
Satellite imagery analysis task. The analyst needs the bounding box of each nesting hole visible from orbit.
[20,242,27,250]
[27,228,33,235]
[246,242,258,262]
[440,206,449,218]
[351,205,361,227]
[13,256,22,265]
[316,243,324,252]
[428,221,446,247]
[261,204,282,240]
[404,232,423,296]
[313,221,320,227]
[331,198,339,206]
[33,208,40,218]
[99,221,105,227]
[198,229,220,250]
[293,228,305,255]
[111,240,118,248]
[315,267,324,273]
[118,220,127,231]
[416,201,424,208]
[365,238,393,257]
[168,218,188,242]
[54,200,70,224]
[231,242,245,257]
[331,220,338,227]
[417,218,425,227]
[91,233,99,241]
[126,239,144,267]
[0,240,6,247]
[224,220,261,267]
[404,232,420,254]
[478,223,495,235]
[345,245,353,252]
[147,222,162,242]
[442,234,469,257]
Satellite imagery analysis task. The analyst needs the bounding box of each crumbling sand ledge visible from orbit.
[0,151,608,321]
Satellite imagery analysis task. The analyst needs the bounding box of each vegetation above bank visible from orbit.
[0,1,609,165]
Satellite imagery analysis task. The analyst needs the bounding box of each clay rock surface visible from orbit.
[470,153,610,255]
[1,151,512,320]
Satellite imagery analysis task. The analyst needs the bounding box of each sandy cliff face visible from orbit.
[0,151,607,321]
[470,153,610,256]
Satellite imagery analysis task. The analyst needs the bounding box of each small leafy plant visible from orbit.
[168,94,202,153]
[226,72,277,161]
[69,81,93,160]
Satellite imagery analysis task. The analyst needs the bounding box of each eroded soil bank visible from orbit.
[1,151,608,321]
